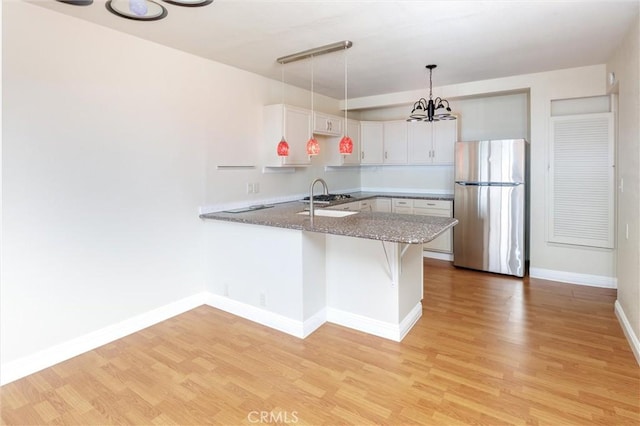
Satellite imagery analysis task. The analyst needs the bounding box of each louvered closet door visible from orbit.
[548,113,614,249]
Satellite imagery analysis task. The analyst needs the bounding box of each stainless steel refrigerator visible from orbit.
[453,139,528,277]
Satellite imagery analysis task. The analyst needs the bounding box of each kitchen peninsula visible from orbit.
[200,195,457,342]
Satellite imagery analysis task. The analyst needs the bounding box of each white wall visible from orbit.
[1,2,207,366]
[607,14,640,360]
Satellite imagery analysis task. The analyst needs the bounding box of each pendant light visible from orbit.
[306,56,320,157]
[407,65,456,122]
[276,64,290,161]
[339,46,353,155]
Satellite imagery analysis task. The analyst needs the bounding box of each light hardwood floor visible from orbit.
[1,259,639,425]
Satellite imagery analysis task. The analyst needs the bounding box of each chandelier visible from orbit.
[407,65,456,122]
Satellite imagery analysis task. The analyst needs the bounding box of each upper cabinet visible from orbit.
[407,119,458,165]
[360,120,409,165]
[313,112,343,136]
[360,122,384,164]
[264,104,312,165]
[383,120,408,164]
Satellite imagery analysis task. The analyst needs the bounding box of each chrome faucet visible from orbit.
[308,178,329,225]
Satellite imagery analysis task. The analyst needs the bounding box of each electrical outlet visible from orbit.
[254,182,260,193]
[259,292,266,307]
[626,224,629,240]
[246,183,253,194]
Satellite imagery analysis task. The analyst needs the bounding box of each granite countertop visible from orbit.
[199,199,457,244]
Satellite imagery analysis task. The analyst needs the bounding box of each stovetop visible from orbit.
[301,194,353,204]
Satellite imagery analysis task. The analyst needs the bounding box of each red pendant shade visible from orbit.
[277,137,289,156]
[339,135,353,154]
[306,137,320,156]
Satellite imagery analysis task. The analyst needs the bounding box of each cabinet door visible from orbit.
[383,121,408,164]
[314,112,343,136]
[374,198,392,212]
[284,106,312,165]
[432,119,457,165]
[413,200,453,253]
[342,119,361,165]
[360,122,384,164]
[359,199,373,212]
[407,121,433,164]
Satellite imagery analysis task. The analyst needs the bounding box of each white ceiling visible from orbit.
[33,0,639,100]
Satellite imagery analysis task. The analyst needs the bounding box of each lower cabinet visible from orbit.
[392,198,453,253]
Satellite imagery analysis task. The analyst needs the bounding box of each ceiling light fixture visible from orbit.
[339,46,353,155]
[306,56,320,157]
[276,64,290,160]
[276,41,353,65]
[105,0,167,21]
[56,0,212,21]
[407,65,456,122]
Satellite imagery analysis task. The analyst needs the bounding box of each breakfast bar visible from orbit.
[200,197,457,342]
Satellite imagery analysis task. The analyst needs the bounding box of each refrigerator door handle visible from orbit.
[456,182,523,187]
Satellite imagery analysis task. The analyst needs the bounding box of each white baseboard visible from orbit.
[326,302,422,342]
[205,294,308,338]
[423,251,453,261]
[302,308,327,338]
[615,300,640,366]
[0,292,208,386]
[529,267,617,288]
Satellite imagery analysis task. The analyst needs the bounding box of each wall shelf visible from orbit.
[324,165,362,172]
[262,164,310,174]
[216,165,256,170]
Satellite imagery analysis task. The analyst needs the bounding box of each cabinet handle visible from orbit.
[361,151,365,159]
[385,151,388,159]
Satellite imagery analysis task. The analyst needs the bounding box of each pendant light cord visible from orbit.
[344,47,348,136]
[429,67,433,100]
[281,65,285,138]
[310,55,314,117]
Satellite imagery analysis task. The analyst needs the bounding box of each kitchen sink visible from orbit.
[297,209,359,218]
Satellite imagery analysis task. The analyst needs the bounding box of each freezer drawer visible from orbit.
[453,183,525,277]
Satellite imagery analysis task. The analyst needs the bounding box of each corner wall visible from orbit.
[607,12,640,363]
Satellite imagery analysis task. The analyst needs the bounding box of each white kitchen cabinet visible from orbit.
[359,199,373,212]
[407,119,457,165]
[392,198,413,214]
[390,198,453,253]
[412,199,453,253]
[432,119,457,165]
[333,201,360,211]
[360,122,384,164]
[407,121,433,164]
[383,120,408,164]
[360,121,408,165]
[374,198,392,212]
[264,104,312,165]
[314,112,343,136]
